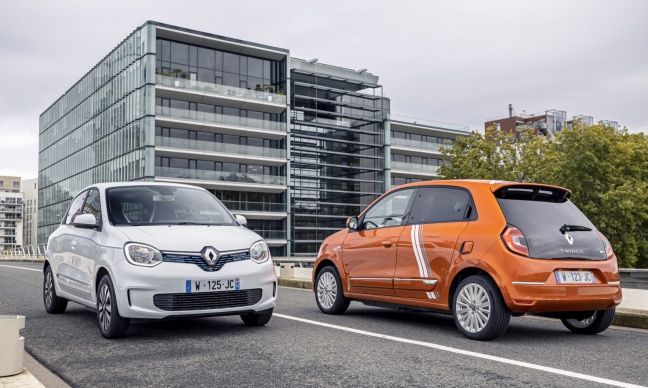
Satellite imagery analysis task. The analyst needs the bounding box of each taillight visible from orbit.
[598,231,614,259]
[501,226,529,257]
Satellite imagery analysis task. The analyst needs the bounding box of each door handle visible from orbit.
[381,240,393,248]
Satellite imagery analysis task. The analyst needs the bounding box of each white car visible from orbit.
[43,182,277,338]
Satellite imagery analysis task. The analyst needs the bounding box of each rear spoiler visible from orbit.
[492,183,571,203]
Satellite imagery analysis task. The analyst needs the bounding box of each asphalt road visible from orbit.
[1,262,647,388]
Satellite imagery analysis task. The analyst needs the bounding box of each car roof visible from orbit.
[79,181,206,192]
[392,179,570,195]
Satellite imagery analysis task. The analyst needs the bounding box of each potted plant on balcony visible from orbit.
[265,85,275,101]
[171,68,183,87]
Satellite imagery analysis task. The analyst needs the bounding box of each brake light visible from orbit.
[598,231,614,259]
[501,226,529,257]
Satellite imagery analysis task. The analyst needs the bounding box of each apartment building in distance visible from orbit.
[38,21,469,256]
[0,176,23,251]
[22,178,38,247]
[485,105,618,138]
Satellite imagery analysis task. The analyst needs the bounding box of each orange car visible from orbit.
[313,180,621,340]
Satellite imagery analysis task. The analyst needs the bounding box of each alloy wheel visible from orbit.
[44,271,53,307]
[317,272,337,310]
[565,311,598,328]
[455,283,491,333]
[98,283,112,332]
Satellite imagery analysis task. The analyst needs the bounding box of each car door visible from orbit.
[343,188,416,296]
[394,187,474,301]
[54,190,88,297]
[68,188,103,300]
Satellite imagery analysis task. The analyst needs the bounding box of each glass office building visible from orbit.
[38,21,469,256]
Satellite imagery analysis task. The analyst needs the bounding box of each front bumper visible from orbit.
[111,258,277,319]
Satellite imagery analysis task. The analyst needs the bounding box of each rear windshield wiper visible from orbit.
[559,224,592,234]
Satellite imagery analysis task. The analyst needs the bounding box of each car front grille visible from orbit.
[153,289,262,311]
[161,251,250,272]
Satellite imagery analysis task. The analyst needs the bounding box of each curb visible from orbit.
[276,278,648,330]
[278,277,312,290]
[0,368,45,388]
[613,308,648,330]
[0,258,44,263]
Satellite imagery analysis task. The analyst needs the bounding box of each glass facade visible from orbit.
[290,59,389,255]
[38,24,156,243]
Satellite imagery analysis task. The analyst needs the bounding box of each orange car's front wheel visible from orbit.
[315,266,350,314]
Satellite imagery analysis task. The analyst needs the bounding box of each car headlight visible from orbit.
[250,241,269,263]
[124,243,163,267]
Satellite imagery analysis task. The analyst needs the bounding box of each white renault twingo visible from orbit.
[43,182,277,338]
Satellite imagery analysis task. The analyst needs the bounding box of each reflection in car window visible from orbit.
[409,187,470,224]
[106,185,236,226]
[82,189,102,222]
[65,191,88,225]
[362,189,415,229]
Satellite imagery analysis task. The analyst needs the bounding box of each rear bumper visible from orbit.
[506,283,622,312]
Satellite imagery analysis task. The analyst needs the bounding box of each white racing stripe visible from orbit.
[0,264,42,273]
[274,313,646,388]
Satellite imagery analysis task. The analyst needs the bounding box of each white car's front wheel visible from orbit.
[43,266,67,314]
[240,308,273,326]
[97,274,130,339]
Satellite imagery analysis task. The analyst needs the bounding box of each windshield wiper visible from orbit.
[559,224,592,234]
[176,222,214,226]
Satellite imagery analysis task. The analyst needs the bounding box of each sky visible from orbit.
[1,0,646,180]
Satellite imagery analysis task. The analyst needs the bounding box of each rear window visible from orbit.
[495,185,604,260]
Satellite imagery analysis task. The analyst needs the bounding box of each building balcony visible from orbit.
[155,75,286,114]
[155,166,287,193]
[155,136,286,166]
[390,114,470,133]
[155,106,287,140]
[391,137,452,157]
[221,201,287,220]
[248,229,287,247]
[390,161,439,179]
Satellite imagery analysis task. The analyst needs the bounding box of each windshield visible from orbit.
[106,185,236,226]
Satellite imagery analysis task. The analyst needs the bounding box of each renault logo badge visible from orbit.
[564,233,574,245]
[200,247,220,266]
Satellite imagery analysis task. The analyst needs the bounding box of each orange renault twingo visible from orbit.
[313,180,621,340]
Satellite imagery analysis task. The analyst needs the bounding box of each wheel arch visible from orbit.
[447,267,498,311]
[313,259,345,292]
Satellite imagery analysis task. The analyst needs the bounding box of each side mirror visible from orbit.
[235,214,248,227]
[346,216,358,230]
[73,214,98,229]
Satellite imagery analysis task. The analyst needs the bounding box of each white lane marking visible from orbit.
[274,313,646,388]
[0,264,42,273]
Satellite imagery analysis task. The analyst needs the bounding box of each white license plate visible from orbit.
[185,278,240,293]
[555,271,595,284]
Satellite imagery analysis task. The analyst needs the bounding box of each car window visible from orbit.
[362,189,415,229]
[409,187,471,224]
[64,191,88,225]
[82,189,102,222]
[106,185,236,226]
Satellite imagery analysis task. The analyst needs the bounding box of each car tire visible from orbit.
[452,275,511,341]
[97,274,130,339]
[561,308,615,334]
[43,266,68,314]
[315,266,350,315]
[240,308,273,326]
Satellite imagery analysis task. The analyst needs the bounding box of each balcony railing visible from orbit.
[155,136,286,160]
[390,114,470,132]
[155,166,286,186]
[155,106,287,133]
[391,161,439,175]
[391,137,454,153]
[249,230,287,240]
[221,201,287,213]
[156,75,287,105]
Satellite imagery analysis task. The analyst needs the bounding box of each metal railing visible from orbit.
[391,161,440,175]
[389,114,470,132]
[155,166,287,186]
[222,201,287,213]
[391,137,451,153]
[0,244,47,262]
[156,75,287,105]
[155,136,287,159]
[155,106,287,133]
